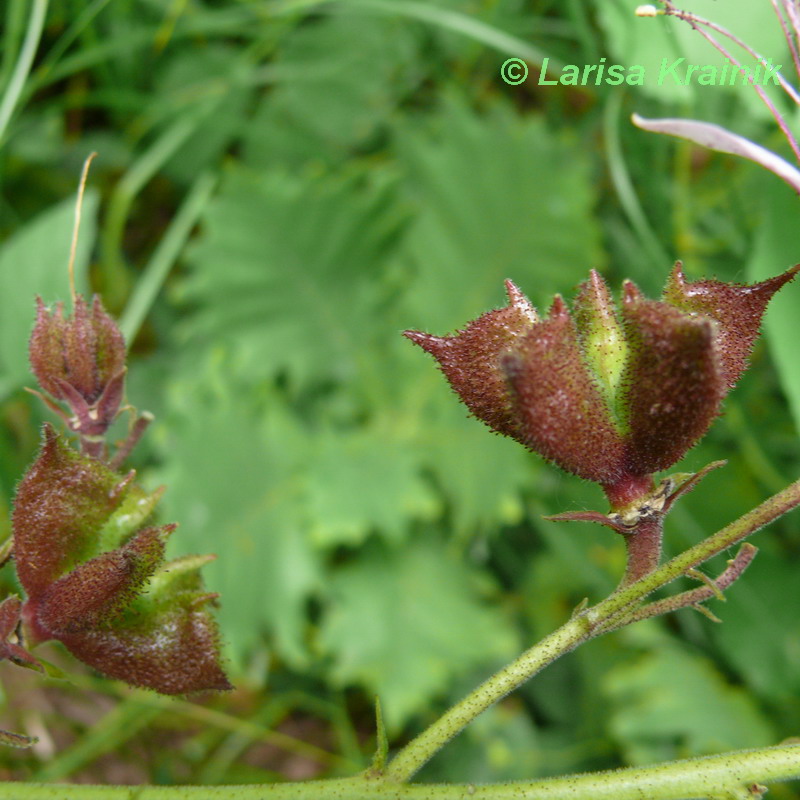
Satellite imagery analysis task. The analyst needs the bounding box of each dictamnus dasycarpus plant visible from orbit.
[10,259,800,799]
[0,281,230,748]
[5,179,800,800]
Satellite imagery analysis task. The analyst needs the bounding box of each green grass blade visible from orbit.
[0,0,48,146]
[119,171,217,343]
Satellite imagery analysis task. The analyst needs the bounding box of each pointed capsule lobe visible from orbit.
[663,261,800,388]
[29,294,127,439]
[573,270,629,420]
[405,266,796,508]
[57,597,232,694]
[403,280,538,441]
[12,424,137,596]
[619,290,725,476]
[12,426,230,694]
[29,295,126,405]
[32,526,171,638]
[502,297,625,483]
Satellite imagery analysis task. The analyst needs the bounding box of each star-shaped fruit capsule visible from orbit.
[406,263,798,583]
[10,425,230,694]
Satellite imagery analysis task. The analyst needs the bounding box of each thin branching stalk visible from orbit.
[771,0,800,80]
[382,478,800,783]
[655,1,800,159]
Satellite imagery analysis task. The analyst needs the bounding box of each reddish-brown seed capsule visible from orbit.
[405,263,799,508]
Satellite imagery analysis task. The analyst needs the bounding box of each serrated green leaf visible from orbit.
[182,167,405,388]
[306,425,440,547]
[398,98,604,331]
[0,192,95,397]
[603,643,775,764]
[243,13,418,166]
[318,537,518,731]
[156,351,320,667]
[155,44,255,184]
[414,391,529,538]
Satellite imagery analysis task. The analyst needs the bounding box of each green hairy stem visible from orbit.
[385,477,800,782]
[9,742,800,799]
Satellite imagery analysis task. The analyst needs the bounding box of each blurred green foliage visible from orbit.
[1,0,799,792]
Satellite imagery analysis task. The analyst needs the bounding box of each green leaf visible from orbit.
[242,12,418,166]
[318,537,518,731]
[154,44,255,184]
[182,167,405,388]
[306,424,440,547]
[156,352,321,667]
[603,640,775,764]
[0,191,96,397]
[413,387,530,539]
[711,549,800,701]
[747,174,800,436]
[398,98,604,331]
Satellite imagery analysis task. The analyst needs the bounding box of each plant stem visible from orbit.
[383,614,593,782]
[385,477,800,782]
[596,476,800,624]
[11,482,800,798]
[620,513,663,586]
[8,742,800,799]
[596,542,758,634]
